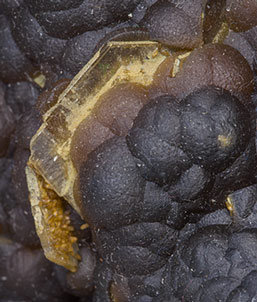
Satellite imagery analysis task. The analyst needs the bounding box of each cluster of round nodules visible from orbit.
[79,86,253,232]
[160,184,257,301]
[0,0,257,301]
[128,87,251,185]
[76,85,256,301]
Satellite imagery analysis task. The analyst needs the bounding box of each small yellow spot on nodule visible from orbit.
[172,52,191,77]
[225,196,234,216]
[70,236,78,243]
[152,48,159,58]
[158,47,171,57]
[80,223,89,230]
[218,135,232,148]
[212,22,229,44]
[33,72,46,88]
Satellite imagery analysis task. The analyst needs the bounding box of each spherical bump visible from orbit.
[194,277,240,302]
[70,115,114,171]
[180,86,251,172]
[94,83,149,136]
[127,95,191,185]
[167,226,231,301]
[13,107,42,151]
[212,138,257,197]
[224,30,257,68]
[141,181,172,221]
[6,81,39,118]
[29,0,140,39]
[225,0,257,32]
[181,226,230,278]
[228,290,251,302]
[10,108,42,246]
[56,246,96,297]
[96,222,177,276]
[165,43,254,99]
[61,27,107,76]
[168,225,257,301]
[140,0,203,49]
[197,209,232,229]
[79,136,145,229]
[25,1,112,39]
[0,243,68,300]
[227,185,257,222]
[67,246,96,296]
[227,271,257,301]
[7,204,40,247]
[229,230,257,265]
[10,7,66,64]
[0,15,34,82]
[168,164,213,202]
